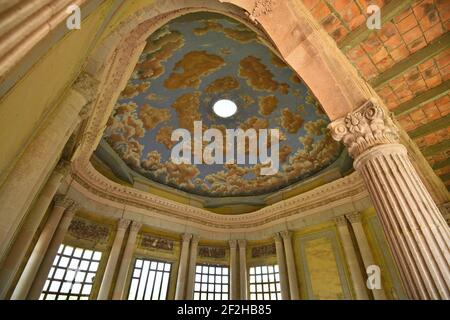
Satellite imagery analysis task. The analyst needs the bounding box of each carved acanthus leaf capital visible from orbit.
[238,239,247,248]
[117,218,131,230]
[66,202,81,215]
[55,160,72,176]
[328,98,399,158]
[280,230,292,240]
[191,234,200,245]
[334,216,348,226]
[273,232,282,243]
[72,72,99,104]
[229,240,237,249]
[54,195,75,209]
[346,212,362,224]
[181,233,193,242]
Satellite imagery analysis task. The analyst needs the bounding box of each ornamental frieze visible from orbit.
[140,234,174,251]
[68,218,110,243]
[198,246,226,259]
[251,243,276,258]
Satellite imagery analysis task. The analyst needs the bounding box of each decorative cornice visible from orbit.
[328,98,399,158]
[54,195,74,209]
[346,212,362,224]
[334,216,348,227]
[117,218,131,230]
[72,160,367,230]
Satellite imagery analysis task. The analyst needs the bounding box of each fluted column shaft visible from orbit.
[11,196,74,299]
[0,160,70,299]
[175,233,192,300]
[112,221,141,300]
[346,212,387,300]
[329,99,450,299]
[238,240,248,300]
[0,73,97,261]
[229,240,239,300]
[28,204,78,299]
[281,231,300,300]
[185,235,199,300]
[334,217,369,300]
[273,233,290,300]
[97,219,130,300]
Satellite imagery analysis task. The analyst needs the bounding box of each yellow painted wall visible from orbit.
[0,0,114,182]
[293,222,352,300]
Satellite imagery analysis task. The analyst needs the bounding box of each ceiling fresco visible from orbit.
[101,12,343,198]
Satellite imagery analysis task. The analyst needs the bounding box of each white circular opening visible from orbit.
[213,99,237,118]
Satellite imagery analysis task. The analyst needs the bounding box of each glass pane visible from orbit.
[74,248,83,258]
[83,250,93,259]
[63,246,74,256]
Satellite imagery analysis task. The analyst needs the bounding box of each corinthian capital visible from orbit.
[54,195,75,209]
[72,72,99,103]
[328,98,399,158]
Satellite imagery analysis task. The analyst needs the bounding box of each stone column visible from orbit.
[273,233,290,300]
[238,240,248,300]
[280,231,300,300]
[185,235,199,300]
[97,219,130,300]
[334,216,369,300]
[11,196,74,299]
[329,99,450,299]
[0,73,97,261]
[111,221,141,300]
[229,240,239,300]
[28,203,79,299]
[0,160,70,299]
[175,233,192,300]
[346,212,387,300]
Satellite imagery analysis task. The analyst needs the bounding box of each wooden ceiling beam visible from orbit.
[339,0,415,53]
[408,114,450,139]
[393,80,450,117]
[432,158,450,170]
[370,32,450,88]
[422,140,450,157]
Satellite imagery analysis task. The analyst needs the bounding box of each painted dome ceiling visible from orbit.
[101,12,343,198]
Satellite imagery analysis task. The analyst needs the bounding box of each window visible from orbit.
[40,244,102,300]
[127,258,171,300]
[249,265,281,300]
[194,264,229,300]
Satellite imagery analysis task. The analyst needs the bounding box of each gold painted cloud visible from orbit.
[239,56,279,92]
[164,51,225,89]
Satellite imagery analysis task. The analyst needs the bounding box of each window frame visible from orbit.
[40,244,102,300]
[193,263,230,300]
[127,256,173,300]
[248,264,282,300]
